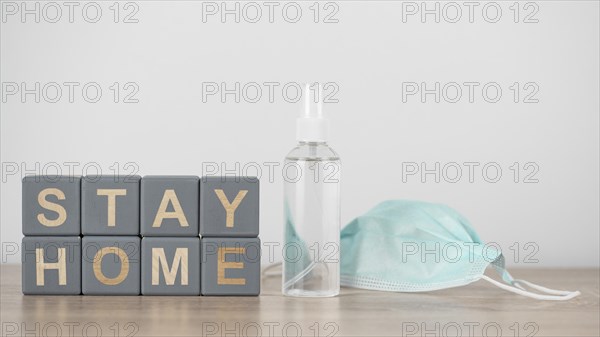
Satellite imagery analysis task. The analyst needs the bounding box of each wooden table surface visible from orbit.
[1,265,598,336]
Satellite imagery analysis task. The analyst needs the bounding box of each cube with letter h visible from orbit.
[22,236,81,295]
[21,174,261,296]
[22,176,81,294]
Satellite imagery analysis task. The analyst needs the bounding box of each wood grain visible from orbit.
[1,265,598,336]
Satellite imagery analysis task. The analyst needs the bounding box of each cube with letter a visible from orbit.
[141,176,199,237]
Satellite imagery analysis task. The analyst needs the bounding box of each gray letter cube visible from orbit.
[22,176,81,236]
[82,175,141,235]
[141,237,200,295]
[141,176,199,237]
[22,236,81,295]
[82,236,140,295]
[201,237,260,296]
[200,176,259,237]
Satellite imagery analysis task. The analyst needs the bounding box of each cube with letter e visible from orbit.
[201,237,260,296]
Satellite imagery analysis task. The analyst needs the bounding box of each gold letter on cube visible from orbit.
[92,247,130,285]
[37,188,67,227]
[35,248,67,286]
[217,247,246,285]
[152,247,188,285]
[214,189,248,228]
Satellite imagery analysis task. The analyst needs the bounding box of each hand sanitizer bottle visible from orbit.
[283,83,341,297]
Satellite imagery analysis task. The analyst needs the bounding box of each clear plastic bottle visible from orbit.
[283,84,341,297]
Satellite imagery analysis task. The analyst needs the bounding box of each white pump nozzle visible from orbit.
[296,83,330,142]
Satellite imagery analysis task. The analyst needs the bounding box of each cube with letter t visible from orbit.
[82,175,141,235]
[21,174,262,296]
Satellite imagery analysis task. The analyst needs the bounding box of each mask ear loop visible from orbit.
[480,275,581,301]
[512,278,581,297]
[481,254,581,300]
[481,275,581,301]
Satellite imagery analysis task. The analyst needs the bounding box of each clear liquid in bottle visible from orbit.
[282,83,341,297]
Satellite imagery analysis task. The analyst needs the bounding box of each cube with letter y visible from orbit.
[22,236,81,295]
[200,176,259,237]
[22,176,81,236]
[141,176,199,237]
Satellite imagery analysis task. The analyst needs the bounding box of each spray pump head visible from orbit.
[296,83,330,142]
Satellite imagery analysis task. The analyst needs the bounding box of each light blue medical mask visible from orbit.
[340,200,580,301]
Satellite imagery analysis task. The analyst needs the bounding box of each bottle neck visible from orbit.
[298,141,327,146]
[286,140,339,161]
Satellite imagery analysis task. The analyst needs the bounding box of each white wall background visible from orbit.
[1,1,598,267]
